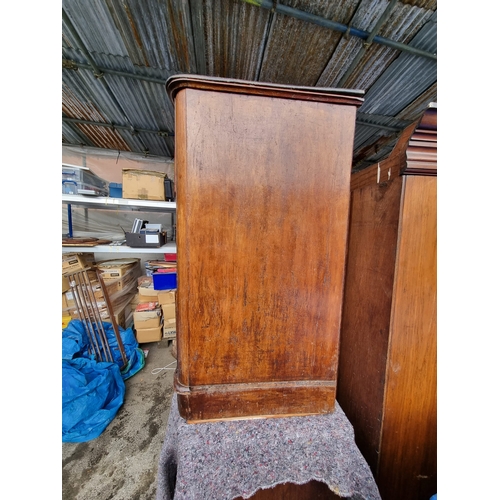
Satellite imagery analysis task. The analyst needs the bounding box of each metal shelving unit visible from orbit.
[62,194,177,254]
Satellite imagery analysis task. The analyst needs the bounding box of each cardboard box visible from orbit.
[65,289,106,309]
[134,302,161,322]
[163,319,176,339]
[157,289,176,305]
[135,324,163,343]
[122,169,167,201]
[69,305,109,321]
[134,316,161,329]
[82,253,96,267]
[139,292,158,303]
[97,258,140,280]
[112,299,134,329]
[105,266,140,297]
[161,302,176,320]
[62,253,87,275]
[137,280,160,299]
[62,275,70,293]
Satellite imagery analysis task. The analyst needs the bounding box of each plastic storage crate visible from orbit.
[62,164,109,196]
[109,183,123,198]
[152,272,177,290]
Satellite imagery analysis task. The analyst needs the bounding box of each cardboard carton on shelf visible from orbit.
[122,169,167,201]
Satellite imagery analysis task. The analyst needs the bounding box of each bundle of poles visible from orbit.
[66,268,128,366]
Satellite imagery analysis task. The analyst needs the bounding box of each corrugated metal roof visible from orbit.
[62,0,437,170]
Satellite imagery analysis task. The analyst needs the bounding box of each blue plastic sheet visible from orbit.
[62,357,125,442]
[62,319,145,442]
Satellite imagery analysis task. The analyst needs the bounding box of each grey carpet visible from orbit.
[156,395,381,500]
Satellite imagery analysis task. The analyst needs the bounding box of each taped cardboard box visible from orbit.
[135,324,163,343]
[69,305,109,321]
[62,253,87,275]
[104,264,141,297]
[97,258,141,280]
[137,275,158,295]
[62,275,70,293]
[113,298,134,330]
[161,302,176,320]
[122,169,167,201]
[157,289,176,305]
[134,302,161,322]
[134,316,161,329]
[163,317,176,339]
[139,292,158,302]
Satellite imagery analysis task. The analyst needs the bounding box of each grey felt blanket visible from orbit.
[156,395,381,500]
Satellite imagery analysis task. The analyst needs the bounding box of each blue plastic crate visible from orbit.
[152,272,177,290]
[109,183,123,198]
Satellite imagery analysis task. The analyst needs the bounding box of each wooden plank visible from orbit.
[377,175,437,499]
[234,480,343,500]
[337,175,403,470]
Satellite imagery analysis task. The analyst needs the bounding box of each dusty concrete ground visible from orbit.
[62,339,176,500]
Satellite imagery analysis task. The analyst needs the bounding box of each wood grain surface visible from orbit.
[337,105,437,500]
[377,174,437,500]
[337,175,403,469]
[172,79,360,421]
[233,480,342,500]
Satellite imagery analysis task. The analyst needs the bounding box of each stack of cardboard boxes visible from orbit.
[134,276,176,343]
[62,254,140,330]
[62,253,177,346]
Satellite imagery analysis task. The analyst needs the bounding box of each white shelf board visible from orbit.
[62,194,176,212]
[62,242,177,254]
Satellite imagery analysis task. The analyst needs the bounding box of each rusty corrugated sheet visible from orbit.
[61,0,437,170]
[203,0,271,80]
[258,0,360,85]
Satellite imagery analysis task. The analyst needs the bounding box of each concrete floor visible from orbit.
[62,339,176,500]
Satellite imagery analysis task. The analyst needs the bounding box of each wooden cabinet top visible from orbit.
[166,74,364,107]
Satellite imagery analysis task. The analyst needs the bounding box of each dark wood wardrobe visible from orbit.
[337,105,437,500]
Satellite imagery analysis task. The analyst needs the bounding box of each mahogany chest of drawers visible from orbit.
[166,75,363,422]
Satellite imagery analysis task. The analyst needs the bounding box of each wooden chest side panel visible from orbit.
[378,175,437,500]
[337,176,403,471]
[177,88,355,387]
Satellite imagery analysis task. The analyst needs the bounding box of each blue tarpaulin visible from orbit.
[62,319,145,443]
